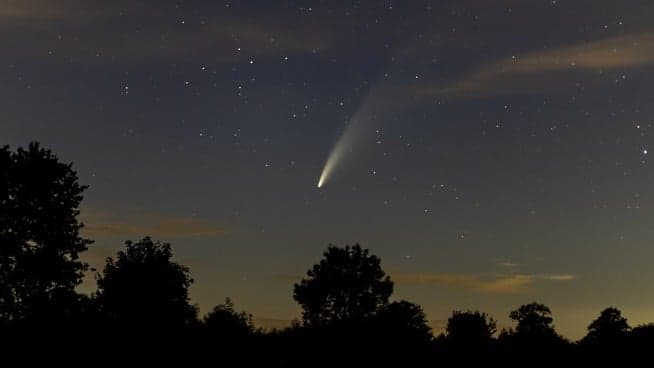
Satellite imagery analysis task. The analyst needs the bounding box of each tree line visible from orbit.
[1,142,653,365]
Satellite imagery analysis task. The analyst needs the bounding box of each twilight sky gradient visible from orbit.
[2,0,654,338]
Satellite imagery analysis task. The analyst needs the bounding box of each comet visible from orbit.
[315,44,414,189]
[316,119,359,188]
[316,86,384,188]
[316,127,352,188]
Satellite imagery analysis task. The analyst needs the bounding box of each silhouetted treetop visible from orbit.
[293,244,393,325]
[630,323,654,343]
[0,142,91,323]
[202,297,257,339]
[583,307,630,344]
[96,236,197,329]
[509,302,557,338]
[446,310,497,343]
[375,300,433,344]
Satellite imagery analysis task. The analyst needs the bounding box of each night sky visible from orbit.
[3,0,654,338]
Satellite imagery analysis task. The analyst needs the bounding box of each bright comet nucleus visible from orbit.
[316,115,360,189]
[317,147,342,188]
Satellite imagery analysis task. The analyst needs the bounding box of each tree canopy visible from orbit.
[201,297,257,339]
[446,310,497,343]
[293,244,393,325]
[0,143,91,323]
[508,302,557,339]
[96,236,197,330]
[583,307,630,344]
[375,300,433,344]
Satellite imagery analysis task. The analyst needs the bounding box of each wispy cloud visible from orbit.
[0,0,77,19]
[546,274,576,281]
[81,209,228,238]
[0,1,331,65]
[0,0,117,22]
[273,271,575,294]
[113,17,330,64]
[392,272,576,294]
[427,33,654,96]
[498,261,521,268]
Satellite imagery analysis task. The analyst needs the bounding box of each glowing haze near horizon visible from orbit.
[3,0,654,339]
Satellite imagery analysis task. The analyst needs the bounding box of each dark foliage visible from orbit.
[293,243,393,326]
[201,297,257,339]
[95,236,197,331]
[498,302,573,367]
[509,302,557,339]
[276,245,431,366]
[582,307,630,345]
[434,310,498,365]
[446,310,497,343]
[374,300,433,345]
[629,323,654,350]
[0,143,91,325]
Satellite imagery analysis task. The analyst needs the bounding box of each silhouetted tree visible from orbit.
[293,244,393,325]
[364,300,433,365]
[96,237,197,331]
[620,324,654,366]
[582,307,630,345]
[629,323,654,351]
[375,300,433,344]
[201,297,256,339]
[437,310,498,365]
[0,142,92,324]
[446,310,497,343]
[499,302,571,367]
[196,298,260,363]
[509,302,556,338]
